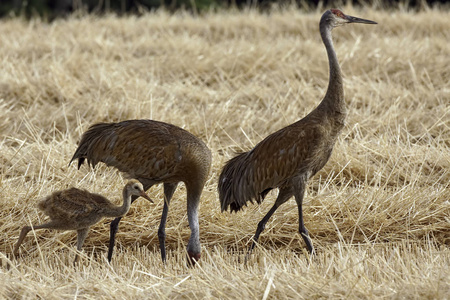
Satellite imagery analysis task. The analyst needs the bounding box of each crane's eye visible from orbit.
[134,185,140,190]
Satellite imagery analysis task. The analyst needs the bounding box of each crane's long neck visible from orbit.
[318,22,346,117]
[106,188,132,217]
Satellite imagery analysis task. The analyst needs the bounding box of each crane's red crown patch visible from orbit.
[331,9,346,19]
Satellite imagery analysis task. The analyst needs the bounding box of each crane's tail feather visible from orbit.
[69,123,115,169]
[218,152,261,213]
[77,157,85,169]
[68,154,85,169]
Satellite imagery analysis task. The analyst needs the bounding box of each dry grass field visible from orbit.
[0,5,449,299]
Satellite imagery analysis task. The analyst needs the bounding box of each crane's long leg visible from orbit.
[13,221,62,256]
[107,216,123,262]
[74,227,89,264]
[247,187,293,258]
[293,179,314,254]
[108,182,155,262]
[186,187,203,266]
[158,183,178,263]
[107,193,146,262]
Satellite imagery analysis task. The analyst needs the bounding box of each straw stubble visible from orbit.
[1,7,449,299]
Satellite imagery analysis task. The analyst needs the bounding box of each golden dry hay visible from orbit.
[0,6,449,299]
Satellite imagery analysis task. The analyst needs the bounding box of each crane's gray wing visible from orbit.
[248,125,320,193]
[219,122,327,211]
[70,120,182,181]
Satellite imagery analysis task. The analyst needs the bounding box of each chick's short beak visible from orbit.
[140,191,154,203]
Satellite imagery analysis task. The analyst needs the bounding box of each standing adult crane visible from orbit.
[218,9,377,255]
[70,120,212,265]
[13,180,152,264]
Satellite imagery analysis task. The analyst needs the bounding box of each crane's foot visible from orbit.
[158,234,167,264]
[243,252,251,265]
[187,251,200,267]
[244,240,258,265]
[160,252,167,264]
[300,232,315,255]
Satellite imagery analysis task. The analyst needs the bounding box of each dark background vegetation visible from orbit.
[0,0,448,19]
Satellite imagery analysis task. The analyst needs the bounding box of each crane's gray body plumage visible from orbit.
[218,9,376,254]
[71,120,211,189]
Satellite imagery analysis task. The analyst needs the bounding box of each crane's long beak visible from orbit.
[140,191,154,203]
[346,15,377,25]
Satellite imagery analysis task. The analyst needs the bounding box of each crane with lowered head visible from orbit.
[70,119,212,265]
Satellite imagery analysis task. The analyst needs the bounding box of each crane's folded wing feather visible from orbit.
[70,120,183,181]
[219,122,327,212]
